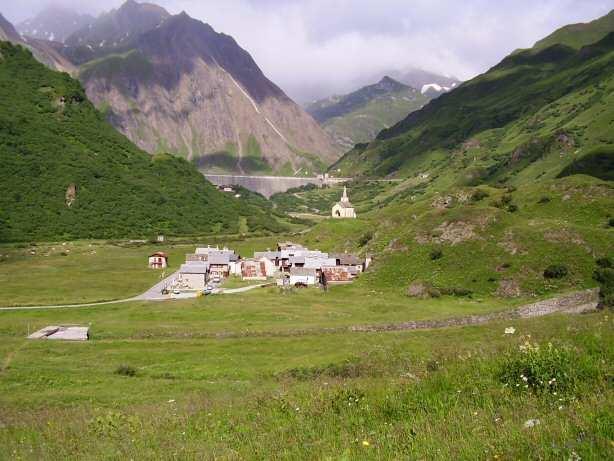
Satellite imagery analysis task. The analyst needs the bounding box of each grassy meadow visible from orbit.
[0,308,611,459]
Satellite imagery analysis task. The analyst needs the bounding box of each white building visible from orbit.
[332,187,356,219]
[288,267,318,286]
[178,263,209,291]
[148,252,168,269]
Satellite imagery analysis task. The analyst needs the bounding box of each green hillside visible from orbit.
[307,77,428,148]
[0,42,284,242]
[533,9,614,51]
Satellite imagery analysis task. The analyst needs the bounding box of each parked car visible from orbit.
[203,288,212,295]
[173,289,180,295]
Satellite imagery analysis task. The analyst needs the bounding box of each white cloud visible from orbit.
[4,0,613,101]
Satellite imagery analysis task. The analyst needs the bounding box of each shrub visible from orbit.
[440,287,473,297]
[507,204,519,213]
[499,341,595,395]
[430,249,443,260]
[596,257,612,269]
[358,231,373,247]
[593,267,614,308]
[609,218,614,227]
[538,196,551,204]
[544,264,568,279]
[114,365,137,377]
[471,189,489,202]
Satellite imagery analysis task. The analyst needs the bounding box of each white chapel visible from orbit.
[331,186,357,219]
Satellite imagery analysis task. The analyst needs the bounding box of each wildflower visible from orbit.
[167,399,175,403]
[521,375,528,382]
[362,440,370,447]
[504,327,516,335]
[523,419,540,429]
[558,406,564,410]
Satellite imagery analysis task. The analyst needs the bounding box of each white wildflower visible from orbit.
[504,327,516,335]
[523,419,540,429]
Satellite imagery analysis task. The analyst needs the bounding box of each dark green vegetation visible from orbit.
[306,76,429,148]
[0,42,284,242]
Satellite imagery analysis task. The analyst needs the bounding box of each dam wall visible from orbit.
[203,174,351,197]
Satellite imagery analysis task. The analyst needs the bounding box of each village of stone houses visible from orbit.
[1,2,613,457]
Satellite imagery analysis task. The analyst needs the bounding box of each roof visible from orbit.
[304,257,337,269]
[254,251,279,260]
[290,267,317,277]
[208,253,230,265]
[334,201,354,209]
[289,256,305,265]
[331,253,362,265]
[180,263,209,274]
[149,252,168,258]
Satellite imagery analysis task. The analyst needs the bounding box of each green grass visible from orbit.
[0,308,611,459]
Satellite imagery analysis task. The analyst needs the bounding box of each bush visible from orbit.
[538,196,551,204]
[609,218,614,227]
[114,365,137,377]
[593,267,614,308]
[499,341,595,395]
[471,189,489,202]
[440,287,473,297]
[430,249,443,260]
[358,231,373,247]
[596,257,612,269]
[507,204,519,213]
[544,264,568,279]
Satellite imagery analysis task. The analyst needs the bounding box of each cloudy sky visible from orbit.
[4,0,614,101]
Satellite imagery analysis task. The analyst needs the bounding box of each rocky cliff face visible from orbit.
[77,7,339,174]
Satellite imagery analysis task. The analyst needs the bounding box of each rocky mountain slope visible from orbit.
[50,1,339,175]
[17,5,94,43]
[306,76,429,149]
[0,13,76,73]
[0,41,284,242]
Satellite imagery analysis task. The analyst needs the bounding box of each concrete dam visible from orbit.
[203,174,351,198]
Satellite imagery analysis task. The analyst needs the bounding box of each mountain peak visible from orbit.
[375,76,407,91]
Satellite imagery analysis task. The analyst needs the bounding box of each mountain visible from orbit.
[532,9,614,51]
[63,0,170,64]
[0,13,76,73]
[306,76,429,149]
[0,41,284,242]
[68,2,339,175]
[332,31,614,183]
[17,6,94,43]
[389,68,461,97]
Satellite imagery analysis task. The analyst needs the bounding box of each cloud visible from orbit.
[4,0,613,101]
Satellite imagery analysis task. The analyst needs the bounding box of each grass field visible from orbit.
[0,308,611,459]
